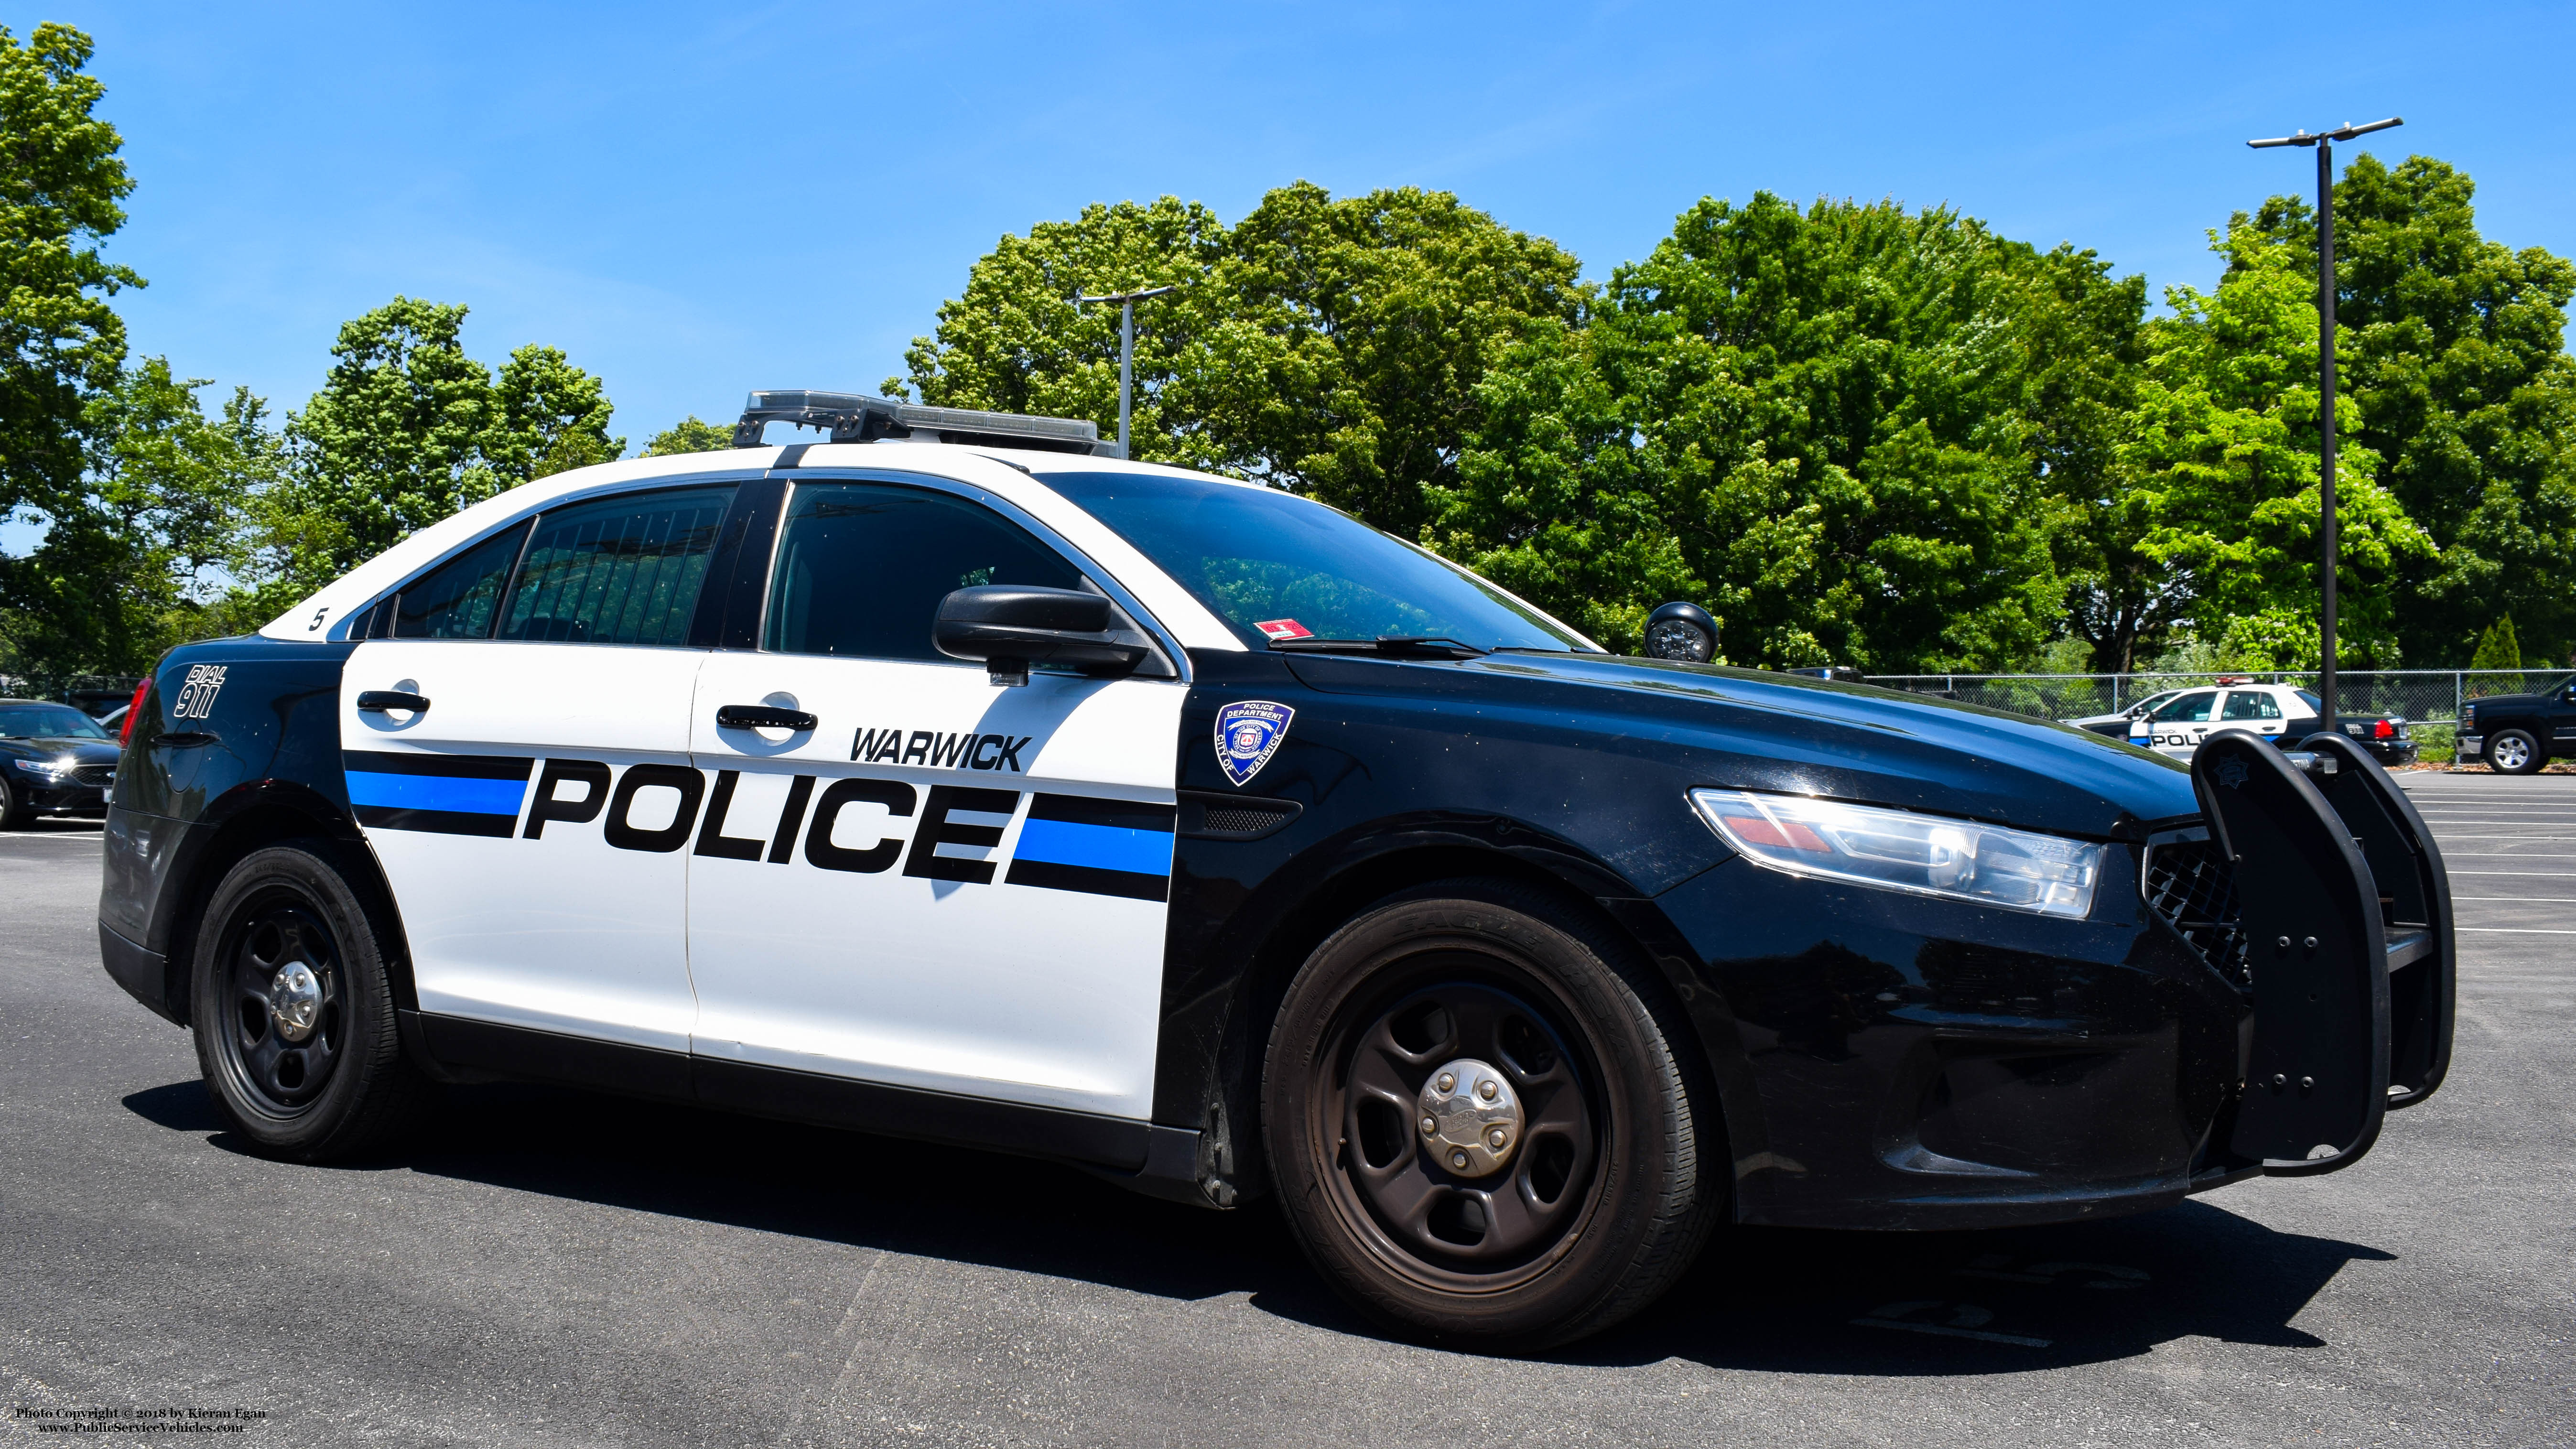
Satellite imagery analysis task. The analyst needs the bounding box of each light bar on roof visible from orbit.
[734,389,1113,455]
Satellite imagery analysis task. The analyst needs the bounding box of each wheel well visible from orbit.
[162,804,414,1027]
[1215,843,1714,1200]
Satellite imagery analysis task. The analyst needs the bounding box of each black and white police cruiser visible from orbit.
[2131,678,2418,767]
[98,391,2457,1350]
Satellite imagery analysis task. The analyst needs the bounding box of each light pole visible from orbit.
[1075,283,1180,460]
[2247,116,2402,732]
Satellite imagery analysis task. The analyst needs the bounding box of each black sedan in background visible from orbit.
[0,700,120,827]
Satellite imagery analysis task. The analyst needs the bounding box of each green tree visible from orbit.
[898,185,1586,536]
[1438,194,2075,667]
[643,416,738,455]
[2127,220,2432,670]
[268,297,621,594]
[488,344,623,482]
[2245,154,2576,664]
[0,23,137,523]
[897,196,1233,461]
[2468,614,2524,694]
[1,361,282,678]
[1195,183,1587,532]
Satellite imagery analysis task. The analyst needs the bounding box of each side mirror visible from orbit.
[934,585,1150,686]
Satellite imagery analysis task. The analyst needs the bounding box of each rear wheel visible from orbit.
[2488,728,2543,775]
[1262,879,1719,1351]
[190,842,424,1159]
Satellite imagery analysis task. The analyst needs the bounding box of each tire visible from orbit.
[1261,878,1720,1352]
[2488,728,2543,775]
[0,777,32,829]
[189,842,425,1160]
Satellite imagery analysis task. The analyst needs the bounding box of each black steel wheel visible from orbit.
[1263,879,1720,1351]
[190,842,423,1158]
[2488,728,2543,775]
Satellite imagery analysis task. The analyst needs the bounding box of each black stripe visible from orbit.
[1025,792,1177,833]
[355,804,520,837]
[343,750,534,780]
[774,443,811,468]
[1005,857,1170,902]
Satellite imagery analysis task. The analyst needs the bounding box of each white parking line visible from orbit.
[2452,896,2576,902]
[2457,927,2576,935]
[2449,870,2576,877]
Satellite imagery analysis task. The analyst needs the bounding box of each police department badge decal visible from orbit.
[1215,701,1294,787]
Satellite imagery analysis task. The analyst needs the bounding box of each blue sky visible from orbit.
[22,1,2576,465]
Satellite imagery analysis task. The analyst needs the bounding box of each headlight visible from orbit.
[10,757,70,780]
[1688,789,2103,919]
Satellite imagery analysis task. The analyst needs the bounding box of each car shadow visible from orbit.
[128,1076,2390,1371]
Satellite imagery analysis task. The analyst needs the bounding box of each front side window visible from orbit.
[392,521,530,638]
[1034,471,1591,653]
[2220,690,2282,721]
[0,704,108,739]
[765,482,1084,661]
[498,486,733,646]
[2152,691,2218,723]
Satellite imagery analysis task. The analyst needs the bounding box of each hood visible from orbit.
[1296,651,2202,842]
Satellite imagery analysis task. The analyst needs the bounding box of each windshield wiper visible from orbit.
[1268,636,1489,660]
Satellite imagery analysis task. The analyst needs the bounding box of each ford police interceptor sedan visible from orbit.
[97,392,2457,1350]
[2130,681,2417,767]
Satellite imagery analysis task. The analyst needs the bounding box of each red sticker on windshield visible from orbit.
[1255,619,1313,641]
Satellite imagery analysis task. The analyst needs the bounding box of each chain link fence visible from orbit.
[1862,669,2568,762]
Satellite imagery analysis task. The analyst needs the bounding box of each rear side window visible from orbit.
[764,483,1083,661]
[498,486,734,646]
[391,521,530,638]
[2220,690,2282,721]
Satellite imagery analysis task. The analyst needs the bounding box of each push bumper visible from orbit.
[2186,732,2455,1178]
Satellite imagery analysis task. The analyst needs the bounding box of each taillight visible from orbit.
[2374,719,2393,739]
[119,677,152,747]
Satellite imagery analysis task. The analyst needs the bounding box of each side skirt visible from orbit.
[400,1011,1205,1198]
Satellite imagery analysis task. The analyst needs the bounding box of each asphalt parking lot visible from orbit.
[4,774,2570,1448]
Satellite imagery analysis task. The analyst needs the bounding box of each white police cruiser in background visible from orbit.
[2131,678,2417,766]
[98,391,2456,1351]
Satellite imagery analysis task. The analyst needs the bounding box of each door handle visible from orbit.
[357,690,431,714]
[716,703,817,731]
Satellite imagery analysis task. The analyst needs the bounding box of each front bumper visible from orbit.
[1651,733,2453,1232]
[19,780,108,815]
[2457,735,2484,760]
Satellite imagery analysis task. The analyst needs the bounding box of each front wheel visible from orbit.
[2488,728,2543,775]
[0,776,33,829]
[190,842,424,1159]
[1262,880,1720,1351]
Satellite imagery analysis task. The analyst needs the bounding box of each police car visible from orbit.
[97,392,2457,1350]
[2130,679,2417,766]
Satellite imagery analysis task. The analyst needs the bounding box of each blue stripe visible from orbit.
[346,770,528,818]
[1013,818,1173,878]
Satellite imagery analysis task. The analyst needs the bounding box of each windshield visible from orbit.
[0,704,109,739]
[1034,471,1591,652]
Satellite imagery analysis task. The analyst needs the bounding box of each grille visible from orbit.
[2143,838,2250,986]
[1198,804,1296,837]
[72,765,114,788]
